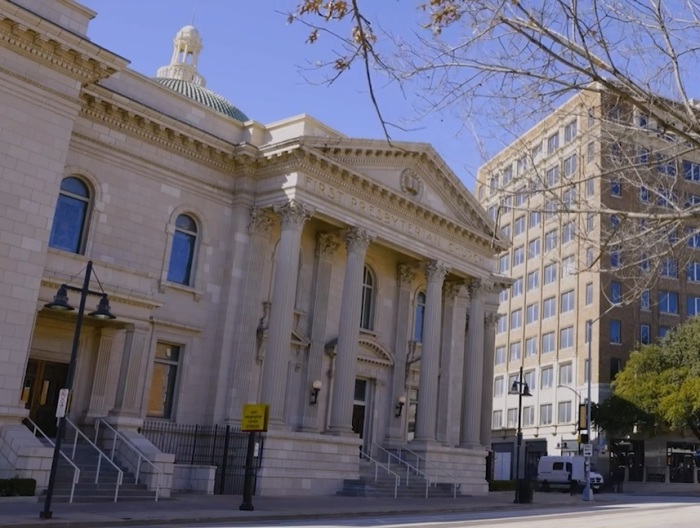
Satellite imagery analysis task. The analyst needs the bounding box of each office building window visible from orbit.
[507,408,518,428]
[514,246,525,266]
[563,155,577,178]
[610,357,622,380]
[526,337,538,357]
[544,264,557,285]
[559,363,573,385]
[687,296,700,317]
[492,410,503,429]
[564,120,577,142]
[558,401,573,423]
[540,366,554,389]
[610,319,622,344]
[510,342,522,361]
[546,166,559,187]
[497,316,507,335]
[540,404,553,425]
[495,346,506,364]
[611,180,622,196]
[560,290,575,313]
[562,222,575,244]
[543,297,556,319]
[523,406,535,427]
[586,142,595,164]
[512,277,523,297]
[527,270,539,291]
[514,216,526,236]
[499,254,510,273]
[641,290,650,310]
[545,229,558,252]
[560,326,574,349]
[494,376,505,397]
[684,160,700,181]
[530,211,541,228]
[542,331,556,354]
[585,283,593,305]
[499,289,509,303]
[640,324,651,345]
[661,257,679,278]
[562,255,576,277]
[611,281,622,304]
[524,370,536,390]
[528,238,541,260]
[659,291,679,314]
[526,303,539,325]
[511,309,522,330]
[547,132,559,154]
[147,343,182,419]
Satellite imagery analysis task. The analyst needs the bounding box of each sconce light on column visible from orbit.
[395,396,406,417]
[309,379,322,405]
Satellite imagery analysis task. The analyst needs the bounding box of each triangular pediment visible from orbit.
[299,137,503,249]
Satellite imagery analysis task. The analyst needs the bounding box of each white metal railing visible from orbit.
[24,417,81,504]
[94,419,162,501]
[372,444,430,498]
[398,446,459,498]
[64,417,123,502]
[360,449,400,498]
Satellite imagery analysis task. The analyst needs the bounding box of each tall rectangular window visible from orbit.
[558,401,572,423]
[528,238,541,260]
[494,376,505,397]
[513,246,525,266]
[562,222,575,244]
[546,166,559,187]
[507,408,518,428]
[563,154,577,178]
[540,404,553,425]
[510,342,522,361]
[547,132,559,154]
[514,216,526,236]
[688,296,700,317]
[147,342,182,419]
[559,363,573,385]
[527,270,539,291]
[542,331,556,354]
[530,211,541,228]
[526,302,539,324]
[586,142,595,164]
[560,326,574,349]
[545,229,558,252]
[640,324,650,345]
[511,309,522,330]
[543,297,556,319]
[641,290,650,311]
[492,410,503,429]
[540,366,554,389]
[610,320,622,344]
[526,337,538,357]
[562,255,576,277]
[684,160,700,181]
[560,290,575,313]
[499,254,510,273]
[523,406,535,427]
[495,346,506,364]
[544,264,557,284]
[611,281,622,304]
[659,291,679,314]
[512,277,523,297]
[585,282,593,305]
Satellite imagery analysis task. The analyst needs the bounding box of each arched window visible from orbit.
[413,291,426,342]
[167,214,198,285]
[360,266,375,331]
[49,177,91,254]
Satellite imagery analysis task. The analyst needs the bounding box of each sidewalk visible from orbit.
[0,491,630,528]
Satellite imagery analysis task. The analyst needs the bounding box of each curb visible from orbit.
[2,499,597,528]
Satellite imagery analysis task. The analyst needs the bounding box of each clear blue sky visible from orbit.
[81,1,483,189]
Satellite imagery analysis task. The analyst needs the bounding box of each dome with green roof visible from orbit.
[155,24,248,122]
[155,78,248,121]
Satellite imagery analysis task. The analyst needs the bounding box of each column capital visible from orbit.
[248,207,274,235]
[397,263,417,288]
[274,200,313,230]
[315,233,340,259]
[443,280,464,301]
[484,311,501,328]
[344,227,375,254]
[424,259,449,283]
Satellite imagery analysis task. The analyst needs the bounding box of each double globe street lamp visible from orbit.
[40,260,116,520]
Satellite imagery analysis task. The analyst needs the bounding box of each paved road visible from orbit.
[128,498,700,528]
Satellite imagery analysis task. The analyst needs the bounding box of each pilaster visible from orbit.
[85,327,119,422]
[110,324,151,428]
[480,311,500,449]
[386,264,416,444]
[301,233,340,431]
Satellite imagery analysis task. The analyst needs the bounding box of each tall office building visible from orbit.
[477,88,700,480]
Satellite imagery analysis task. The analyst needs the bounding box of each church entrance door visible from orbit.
[23,358,69,437]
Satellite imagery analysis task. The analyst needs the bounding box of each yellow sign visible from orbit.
[241,404,269,432]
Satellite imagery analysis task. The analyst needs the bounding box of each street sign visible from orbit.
[55,389,70,418]
[241,403,269,432]
[582,443,593,457]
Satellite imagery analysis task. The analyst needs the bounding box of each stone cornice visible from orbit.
[79,87,257,173]
[0,3,127,84]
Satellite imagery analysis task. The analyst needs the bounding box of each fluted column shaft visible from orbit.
[227,208,273,422]
[328,227,374,434]
[260,201,311,425]
[461,280,486,447]
[480,312,499,448]
[414,260,448,442]
[301,233,340,431]
[86,328,118,420]
[111,324,151,420]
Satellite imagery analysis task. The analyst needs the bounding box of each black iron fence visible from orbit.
[139,421,264,495]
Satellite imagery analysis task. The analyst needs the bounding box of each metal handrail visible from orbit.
[95,418,162,501]
[398,446,459,498]
[24,417,80,504]
[372,444,430,498]
[360,449,400,498]
[65,417,123,502]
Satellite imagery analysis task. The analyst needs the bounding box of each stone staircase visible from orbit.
[338,455,461,499]
[39,438,158,502]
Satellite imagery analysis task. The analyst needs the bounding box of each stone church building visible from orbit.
[0,0,507,497]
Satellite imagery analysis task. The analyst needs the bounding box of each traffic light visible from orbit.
[580,433,589,444]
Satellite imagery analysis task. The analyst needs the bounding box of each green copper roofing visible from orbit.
[155,78,249,122]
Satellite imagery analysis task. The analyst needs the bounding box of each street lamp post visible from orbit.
[40,261,115,520]
[582,320,594,501]
[510,366,532,503]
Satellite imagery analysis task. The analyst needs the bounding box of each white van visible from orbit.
[537,456,604,491]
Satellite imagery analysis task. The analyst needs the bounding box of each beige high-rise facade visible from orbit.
[478,89,700,483]
[0,0,507,498]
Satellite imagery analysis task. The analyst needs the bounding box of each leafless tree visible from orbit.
[291,0,700,302]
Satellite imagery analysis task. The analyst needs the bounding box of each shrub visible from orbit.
[489,480,516,492]
[0,477,36,497]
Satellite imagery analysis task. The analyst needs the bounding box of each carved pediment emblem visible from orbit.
[400,168,424,199]
[324,335,394,367]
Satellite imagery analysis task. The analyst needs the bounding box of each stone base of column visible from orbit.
[459,441,484,450]
[106,412,144,431]
[0,405,29,425]
[406,442,489,496]
[323,425,355,437]
[256,429,361,496]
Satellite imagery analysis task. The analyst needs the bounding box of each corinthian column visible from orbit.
[328,227,375,435]
[260,200,312,425]
[461,279,486,447]
[480,312,500,448]
[413,260,449,443]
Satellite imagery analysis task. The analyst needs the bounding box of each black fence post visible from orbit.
[211,424,218,466]
[219,425,230,495]
[191,424,198,465]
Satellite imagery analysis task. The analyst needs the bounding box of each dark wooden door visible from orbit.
[24,359,68,437]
